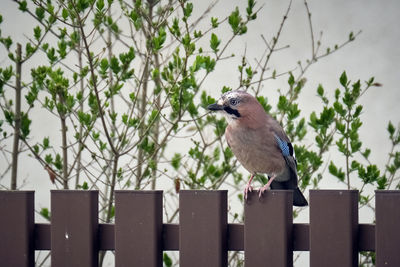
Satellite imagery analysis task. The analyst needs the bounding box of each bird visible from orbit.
[207,90,308,206]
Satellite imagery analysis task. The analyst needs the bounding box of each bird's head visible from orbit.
[207,90,263,122]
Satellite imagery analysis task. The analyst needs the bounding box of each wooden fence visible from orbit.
[0,190,399,267]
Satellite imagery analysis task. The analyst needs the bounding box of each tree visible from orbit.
[0,0,398,265]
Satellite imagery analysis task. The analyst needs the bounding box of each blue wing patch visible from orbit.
[274,134,294,157]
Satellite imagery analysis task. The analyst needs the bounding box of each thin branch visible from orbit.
[11,43,22,190]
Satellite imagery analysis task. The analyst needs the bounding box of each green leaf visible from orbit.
[329,161,345,181]
[277,95,288,111]
[349,31,355,41]
[2,66,13,82]
[121,113,128,125]
[1,36,13,50]
[163,253,172,267]
[317,84,324,97]
[54,153,62,170]
[110,56,120,74]
[288,73,295,87]
[210,33,220,52]
[25,43,36,57]
[387,121,395,138]
[214,118,227,137]
[211,17,218,28]
[170,17,181,37]
[182,33,194,54]
[19,1,28,12]
[362,148,371,159]
[40,208,51,220]
[82,181,89,190]
[33,144,39,154]
[35,7,45,21]
[351,160,360,170]
[171,153,181,170]
[287,103,300,120]
[358,164,380,184]
[42,137,50,149]
[46,47,57,64]
[78,111,92,126]
[45,154,53,164]
[20,112,31,139]
[333,101,346,116]
[4,110,14,124]
[256,96,272,113]
[109,205,115,219]
[148,109,159,124]
[377,176,387,189]
[353,105,363,117]
[152,27,166,52]
[221,86,231,94]
[34,26,42,41]
[246,0,256,17]
[62,8,69,20]
[96,0,104,11]
[187,100,198,116]
[336,120,346,134]
[200,91,215,108]
[183,2,193,18]
[339,71,348,87]
[228,7,240,34]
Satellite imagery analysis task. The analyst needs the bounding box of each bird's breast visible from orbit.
[225,124,285,175]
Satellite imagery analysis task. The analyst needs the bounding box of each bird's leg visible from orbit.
[258,174,276,198]
[244,174,255,200]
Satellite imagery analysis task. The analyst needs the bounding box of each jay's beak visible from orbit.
[207,103,224,111]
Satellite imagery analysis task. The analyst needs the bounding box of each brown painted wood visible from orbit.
[0,191,34,267]
[163,223,179,250]
[179,190,228,267]
[375,190,400,266]
[115,190,163,267]
[244,190,293,267]
[99,224,115,251]
[310,190,358,267]
[51,190,98,267]
[0,189,388,266]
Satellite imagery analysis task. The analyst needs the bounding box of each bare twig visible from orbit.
[11,43,22,190]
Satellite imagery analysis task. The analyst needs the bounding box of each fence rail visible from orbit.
[0,190,399,266]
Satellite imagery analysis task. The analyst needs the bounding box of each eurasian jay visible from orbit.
[207,90,308,206]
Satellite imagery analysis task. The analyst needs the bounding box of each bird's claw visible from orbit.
[258,184,270,198]
[244,184,253,200]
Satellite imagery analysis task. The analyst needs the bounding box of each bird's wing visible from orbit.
[269,133,298,191]
[273,133,297,171]
[269,119,298,184]
[268,117,295,160]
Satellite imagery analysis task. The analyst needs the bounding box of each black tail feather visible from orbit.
[270,180,308,206]
[293,187,308,206]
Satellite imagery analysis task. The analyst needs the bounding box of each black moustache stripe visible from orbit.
[224,106,241,117]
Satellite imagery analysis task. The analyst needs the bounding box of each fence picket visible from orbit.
[375,190,400,266]
[0,191,34,267]
[179,190,228,267]
[310,190,358,267]
[245,190,293,267]
[115,190,163,267]
[51,190,99,267]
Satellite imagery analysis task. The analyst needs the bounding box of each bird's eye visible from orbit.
[229,98,238,106]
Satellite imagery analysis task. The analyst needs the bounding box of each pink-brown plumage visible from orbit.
[208,90,307,206]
